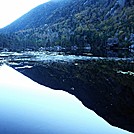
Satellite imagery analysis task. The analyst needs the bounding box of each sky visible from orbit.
[0,0,49,28]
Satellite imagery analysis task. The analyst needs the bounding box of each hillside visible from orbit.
[0,34,19,51]
[0,0,72,33]
[0,0,134,55]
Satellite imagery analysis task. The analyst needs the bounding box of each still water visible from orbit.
[0,65,132,134]
[0,51,133,69]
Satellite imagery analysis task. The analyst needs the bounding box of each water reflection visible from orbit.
[0,51,133,69]
[92,49,134,58]
[0,65,132,134]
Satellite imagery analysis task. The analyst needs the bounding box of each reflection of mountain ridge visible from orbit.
[0,65,132,134]
[0,52,134,132]
[0,51,134,68]
[16,59,134,133]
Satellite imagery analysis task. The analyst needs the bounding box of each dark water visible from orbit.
[91,48,134,58]
[60,48,134,58]
[0,65,132,134]
[0,51,133,68]
[0,51,134,133]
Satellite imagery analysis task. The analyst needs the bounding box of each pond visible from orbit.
[0,51,134,133]
[0,65,132,134]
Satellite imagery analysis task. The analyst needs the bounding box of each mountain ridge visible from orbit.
[0,0,134,56]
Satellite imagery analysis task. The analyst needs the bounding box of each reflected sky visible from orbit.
[0,65,132,134]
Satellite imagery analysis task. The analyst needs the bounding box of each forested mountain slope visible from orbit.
[0,0,72,33]
[0,0,134,53]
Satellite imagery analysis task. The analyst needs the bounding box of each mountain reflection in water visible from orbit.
[0,65,132,134]
[0,51,133,69]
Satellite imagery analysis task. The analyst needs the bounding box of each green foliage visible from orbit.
[0,0,134,52]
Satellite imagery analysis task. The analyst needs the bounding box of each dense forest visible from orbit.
[0,0,134,54]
